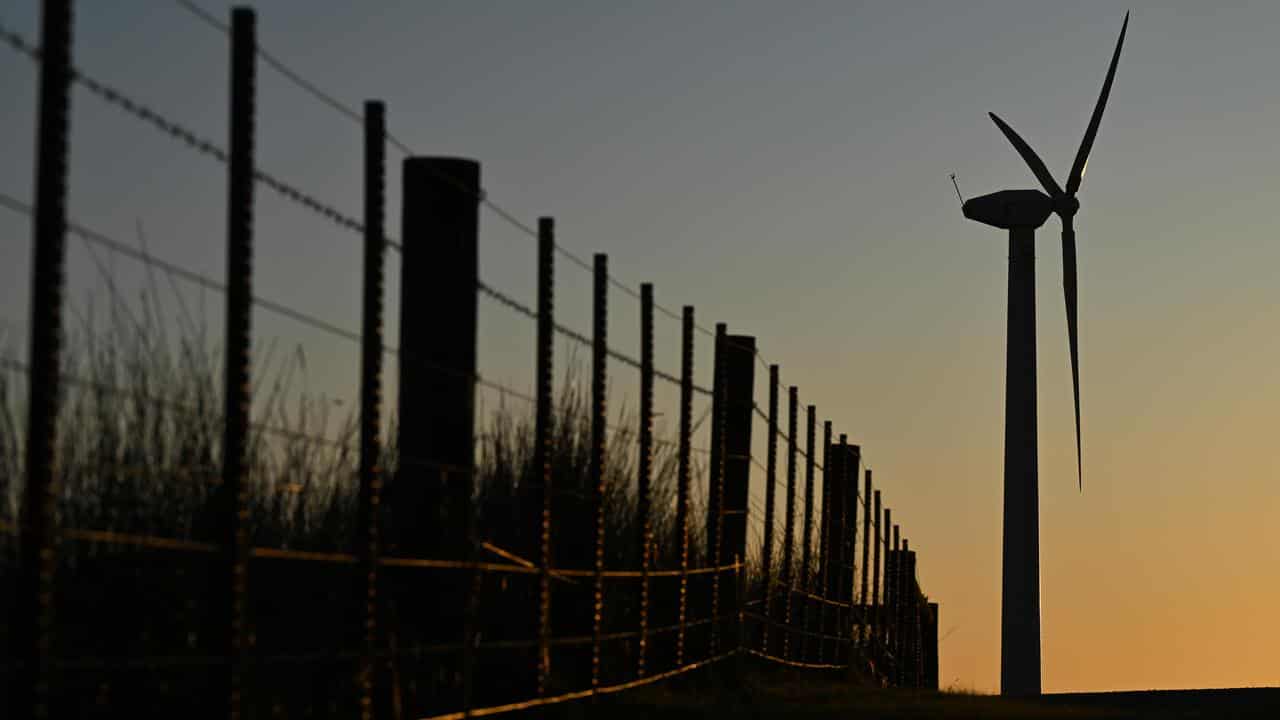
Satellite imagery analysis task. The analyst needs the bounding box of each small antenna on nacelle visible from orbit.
[950,173,965,205]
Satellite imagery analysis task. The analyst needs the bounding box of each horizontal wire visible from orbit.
[166,3,720,343]
[420,650,737,720]
[1,193,546,408]
[740,647,845,671]
[0,356,356,452]
[0,27,726,398]
[742,612,850,644]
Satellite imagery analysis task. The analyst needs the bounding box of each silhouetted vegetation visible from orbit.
[0,291,714,718]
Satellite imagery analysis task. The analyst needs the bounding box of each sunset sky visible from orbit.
[3,0,1279,693]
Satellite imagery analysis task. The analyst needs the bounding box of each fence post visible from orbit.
[399,154,481,711]
[721,334,755,661]
[781,386,797,660]
[636,283,655,678]
[902,539,912,687]
[534,218,556,694]
[896,535,906,686]
[872,493,883,668]
[843,443,860,660]
[18,0,74,716]
[859,470,871,656]
[707,323,728,657]
[905,545,919,687]
[590,254,609,691]
[884,521,893,679]
[891,523,901,684]
[675,307,694,666]
[924,601,940,691]
[760,365,778,653]
[801,405,816,661]
[215,10,256,718]
[817,420,832,663]
[823,435,844,662]
[356,99,386,720]
[396,154,480,555]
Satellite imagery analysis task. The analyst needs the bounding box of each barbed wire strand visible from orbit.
[169,0,718,339]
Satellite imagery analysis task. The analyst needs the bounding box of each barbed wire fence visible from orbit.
[0,2,938,718]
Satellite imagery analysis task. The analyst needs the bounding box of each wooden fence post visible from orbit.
[18,0,74,716]
[675,307,694,666]
[781,386,797,659]
[899,539,909,687]
[636,283,655,678]
[534,218,555,694]
[399,153,481,712]
[396,154,480,555]
[356,99,386,720]
[843,443,860,659]
[761,365,778,653]
[859,470,871,654]
[590,254,608,691]
[891,523,901,684]
[882,508,893,675]
[801,405,816,661]
[721,335,755,659]
[817,420,832,663]
[924,601,940,691]
[872,492,883,665]
[217,9,256,718]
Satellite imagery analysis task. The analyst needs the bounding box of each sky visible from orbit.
[3,0,1280,695]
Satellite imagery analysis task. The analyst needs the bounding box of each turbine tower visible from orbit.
[960,12,1129,697]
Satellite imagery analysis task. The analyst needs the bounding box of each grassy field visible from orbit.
[527,657,1280,719]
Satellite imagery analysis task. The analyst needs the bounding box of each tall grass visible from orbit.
[0,285,710,717]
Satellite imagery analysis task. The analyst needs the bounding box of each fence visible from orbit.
[0,2,937,718]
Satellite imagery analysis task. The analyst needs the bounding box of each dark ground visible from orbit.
[522,657,1280,719]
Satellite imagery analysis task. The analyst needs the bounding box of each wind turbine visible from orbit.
[960,12,1129,697]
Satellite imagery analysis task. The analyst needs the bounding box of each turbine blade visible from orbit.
[1066,12,1130,196]
[989,112,1063,198]
[1062,217,1083,490]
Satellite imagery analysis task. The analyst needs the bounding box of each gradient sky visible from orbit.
[3,0,1279,694]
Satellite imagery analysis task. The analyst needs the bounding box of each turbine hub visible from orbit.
[1054,194,1080,218]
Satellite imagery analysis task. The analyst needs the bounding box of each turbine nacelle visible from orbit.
[962,189,1052,230]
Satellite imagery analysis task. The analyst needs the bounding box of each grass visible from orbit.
[0,281,717,717]
[0,270,932,717]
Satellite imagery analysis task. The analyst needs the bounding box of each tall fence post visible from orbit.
[781,386,797,660]
[891,522,901,684]
[356,99,386,720]
[399,153,481,711]
[18,0,74,716]
[590,254,609,691]
[872,493,883,667]
[534,218,556,694]
[675,307,694,666]
[636,283,655,678]
[900,538,911,686]
[823,435,845,662]
[924,601,940,691]
[883,508,893,676]
[216,9,256,718]
[760,365,778,653]
[707,323,728,657]
[721,334,755,660]
[817,420,832,663]
[396,154,480,553]
[859,471,872,654]
[905,545,919,687]
[843,443,860,660]
[801,405,816,661]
